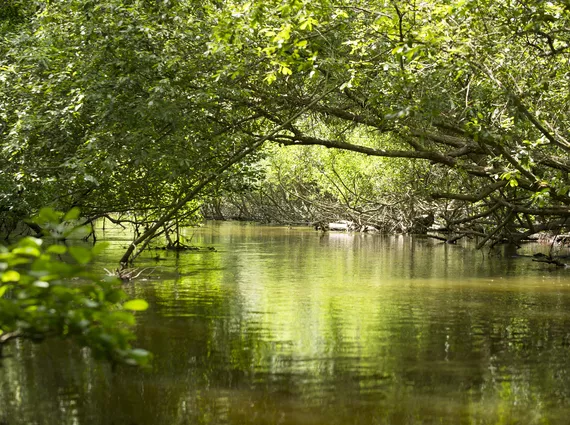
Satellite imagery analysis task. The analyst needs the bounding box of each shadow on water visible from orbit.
[2,222,570,424]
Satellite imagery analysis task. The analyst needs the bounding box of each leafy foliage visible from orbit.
[0,0,263,243]
[0,208,151,366]
[2,0,570,253]
[207,0,570,244]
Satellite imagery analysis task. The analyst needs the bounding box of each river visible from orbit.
[1,222,570,424]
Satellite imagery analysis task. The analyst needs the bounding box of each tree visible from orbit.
[3,0,570,259]
[209,0,570,246]
[0,1,266,251]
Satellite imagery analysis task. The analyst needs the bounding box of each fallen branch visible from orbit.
[532,256,567,267]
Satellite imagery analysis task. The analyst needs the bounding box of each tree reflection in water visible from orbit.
[1,223,570,425]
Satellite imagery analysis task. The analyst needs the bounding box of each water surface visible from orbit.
[2,222,570,424]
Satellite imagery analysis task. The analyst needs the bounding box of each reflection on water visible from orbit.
[2,222,570,424]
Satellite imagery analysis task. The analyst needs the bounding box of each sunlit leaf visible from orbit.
[123,299,149,311]
[0,285,11,297]
[46,245,67,254]
[69,246,92,265]
[1,270,20,283]
[63,207,81,221]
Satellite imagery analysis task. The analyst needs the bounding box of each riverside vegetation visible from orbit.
[2,0,570,366]
[0,208,150,366]
[1,1,570,262]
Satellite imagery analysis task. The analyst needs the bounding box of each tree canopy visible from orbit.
[2,0,570,259]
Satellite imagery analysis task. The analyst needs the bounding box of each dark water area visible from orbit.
[2,222,570,424]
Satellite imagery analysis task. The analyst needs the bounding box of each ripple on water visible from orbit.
[3,223,570,424]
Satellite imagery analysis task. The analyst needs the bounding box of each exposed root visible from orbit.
[104,267,156,282]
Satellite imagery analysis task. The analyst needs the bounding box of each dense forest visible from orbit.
[2,2,570,415]
[2,0,570,262]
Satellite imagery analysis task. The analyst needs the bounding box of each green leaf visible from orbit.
[1,270,21,283]
[273,23,291,43]
[264,72,277,84]
[69,246,92,265]
[0,284,11,297]
[91,242,110,256]
[84,299,99,308]
[110,310,136,325]
[33,281,50,288]
[37,207,62,223]
[125,348,152,366]
[0,208,149,366]
[46,245,67,254]
[17,237,43,248]
[12,246,41,257]
[105,288,126,304]
[123,299,149,311]
[63,207,81,221]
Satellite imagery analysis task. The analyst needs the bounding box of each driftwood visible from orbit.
[426,233,466,244]
[532,258,567,267]
[328,220,356,231]
[323,220,378,232]
[531,253,567,267]
[104,267,156,282]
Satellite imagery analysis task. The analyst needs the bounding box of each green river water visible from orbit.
[2,222,570,424]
